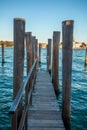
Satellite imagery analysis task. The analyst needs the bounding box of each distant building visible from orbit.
[59,41,86,49]
[38,43,47,48]
[73,41,82,48]
[73,41,86,49]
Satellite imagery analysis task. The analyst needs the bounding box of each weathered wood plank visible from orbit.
[28,119,64,127]
[28,128,65,130]
[28,72,65,130]
[28,110,61,120]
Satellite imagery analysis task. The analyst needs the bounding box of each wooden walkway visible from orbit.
[28,72,65,130]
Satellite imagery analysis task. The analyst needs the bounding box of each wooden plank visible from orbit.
[28,119,64,127]
[28,110,61,120]
[28,72,65,130]
[28,128,65,130]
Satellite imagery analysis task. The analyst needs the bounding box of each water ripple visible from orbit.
[0,48,87,130]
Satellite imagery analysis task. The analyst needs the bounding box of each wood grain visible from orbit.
[28,72,65,130]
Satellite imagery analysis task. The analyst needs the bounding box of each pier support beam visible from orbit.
[26,32,32,74]
[48,39,52,74]
[39,43,42,63]
[13,18,25,130]
[62,20,74,130]
[1,42,4,65]
[47,45,49,71]
[85,47,87,68]
[52,31,60,95]
[35,39,38,59]
[32,36,36,64]
[25,32,32,130]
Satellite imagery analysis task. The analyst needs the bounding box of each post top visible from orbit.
[48,38,52,40]
[14,18,25,22]
[25,32,32,35]
[32,36,36,39]
[62,20,74,25]
[25,32,32,38]
[53,31,60,37]
[53,31,60,33]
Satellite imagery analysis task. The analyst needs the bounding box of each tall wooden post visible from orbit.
[37,43,39,60]
[52,31,60,95]
[32,36,36,64]
[1,42,4,65]
[26,32,32,74]
[35,39,38,58]
[48,39,52,73]
[39,43,42,63]
[25,32,32,130]
[85,47,87,68]
[34,38,37,59]
[47,45,49,71]
[13,18,25,130]
[62,20,74,130]
[34,38,38,83]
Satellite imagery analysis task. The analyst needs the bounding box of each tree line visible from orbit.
[0,41,14,47]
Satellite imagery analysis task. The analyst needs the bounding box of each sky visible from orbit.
[0,0,87,43]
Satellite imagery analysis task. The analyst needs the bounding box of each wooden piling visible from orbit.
[35,39,38,69]
[39,43,42,63]
[37,42,39,58]
[48,39,52,73]
[47,45,49,71]
[35,39,38,58]
[85,47,87,67]
[25,32,32,130]
[13,18,25,130]
[52,31,60,95]
[62,20,74,130]
[26,32,32,74]
[32,36,36,64]
[1,42,4,65]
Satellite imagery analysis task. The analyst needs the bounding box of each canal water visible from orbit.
[0,48,87,130]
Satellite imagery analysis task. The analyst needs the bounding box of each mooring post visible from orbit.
[85,47,87,68]
[37,43,39,60]
[52,31,60,95]
[26,32,32,74]
[47,44,49,71]
[32,36,36,64]
[35,39,38,58]
[1,42,4,65]
[25,32,32,129]
[34,39,38,83]
[31,36,36,97]
[35,39,38,70]
[62,20,74,130]
[13,18,25,130]
[48,39,52,74]
[39,43,42,63]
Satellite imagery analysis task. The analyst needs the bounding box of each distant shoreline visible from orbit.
[0,46,86,50]
[0,41,86,50]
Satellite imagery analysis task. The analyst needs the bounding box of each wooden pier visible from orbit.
[28,72,65,130]
[9,18,74,130]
